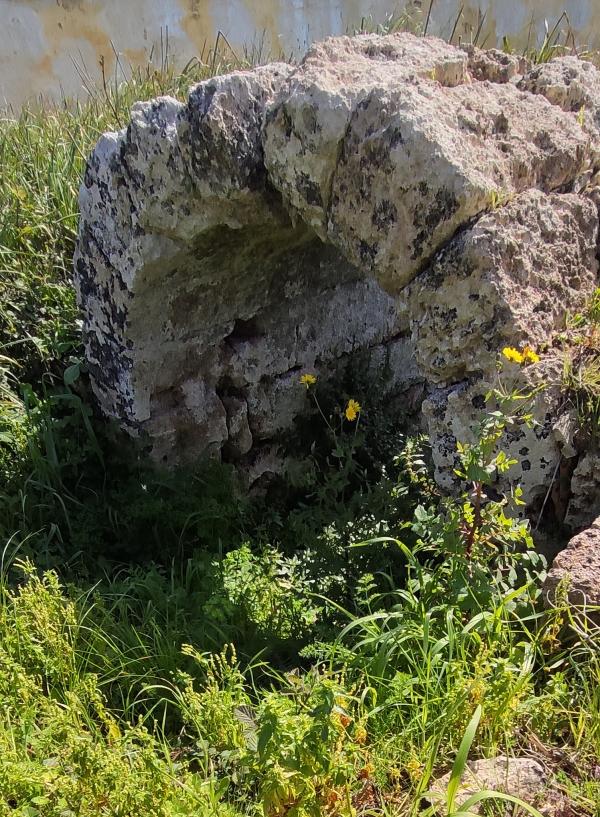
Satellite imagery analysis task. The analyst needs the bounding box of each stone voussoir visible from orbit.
[264,32,591,294]
[409,189,598,385]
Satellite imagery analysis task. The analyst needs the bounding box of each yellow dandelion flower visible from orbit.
[345,399,361,421]
[522,345,540,364]
[501,346,524,364]
[299,373,317,388]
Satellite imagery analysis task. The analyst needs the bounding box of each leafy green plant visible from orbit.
[203,543,322,647]
[0,562,235,816]
[407,376,546,615]
[500,11,586,64]
[245,675,368,817]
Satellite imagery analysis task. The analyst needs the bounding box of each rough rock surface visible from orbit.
[564,453,600,530]
[75,32,600,508]
[519,57,600,155]
[421,354,566,507]
[430,756,552,815]
[409,190,598,385]
[462,45,530,83]
[265,34,590,294]
[544,516,600,607]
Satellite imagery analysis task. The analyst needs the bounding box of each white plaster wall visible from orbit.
[0,0,597,109]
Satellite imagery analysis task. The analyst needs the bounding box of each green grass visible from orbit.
[560,287,600,441]
[355,6,593,63]
[0,31,599,817]
[0,539,598,816]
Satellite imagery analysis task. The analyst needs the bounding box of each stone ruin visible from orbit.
[75,32,600,535]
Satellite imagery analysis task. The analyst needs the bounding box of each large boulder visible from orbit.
[544,517,600,607]
[74,32,600,502]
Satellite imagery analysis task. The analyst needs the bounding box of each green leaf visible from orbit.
[63,362,81,386]
[460,789,544,817]
[257,719,275,759]
[234,705,258,752]
[446,705,482,811]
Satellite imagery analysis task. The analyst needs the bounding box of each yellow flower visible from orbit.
[388,767,402,784]
[469,677,485,704]
[501,345,540,365]
[406,756,423,782]
[501,346,523,364]
[354,725,367,745]
[345,399,361,421]
[522,345,540,364]
[299,373,317,388]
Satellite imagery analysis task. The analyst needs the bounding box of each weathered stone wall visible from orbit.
[2,0,600,110]
[75,32,600,526]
